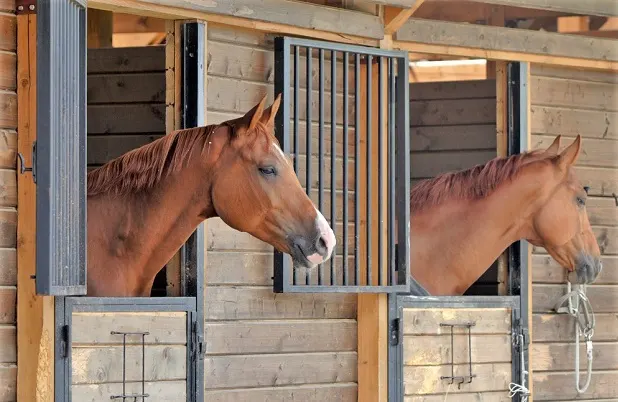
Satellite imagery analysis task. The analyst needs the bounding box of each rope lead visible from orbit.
[552,281,595,394]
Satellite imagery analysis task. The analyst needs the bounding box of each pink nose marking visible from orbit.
[314,207,336,261]
[307,253,325,265]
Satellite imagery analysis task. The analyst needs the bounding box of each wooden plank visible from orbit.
[87,72,165,104]
[394,19,618,71]
[437,0,618,18]
[87,134,163,165]
[405,391,510,402]
[403,334,512,365]
[0,170,15,207]
[204,352,357,389]
[532,342,618,371]
[0,14,15,52]
[72,380,186,402]
[72,345,186,384]
[531,106,616,139]
[0,52,15,90]
[0,288,15,325]
[402,308,512,335]
[113,13,167,33]
[87,46,165,73]
[533,371,618,400]
[16,14,55,402]
[87,9,113,48]
[410,125,496,151]
[531,63,618,84]
[0,0,15,12]
[410,150,497,178]
[403,362,512,395]
[584,197,618,226]
[0,129,16,168]
[0,208,15,248]
[533,284,618,313]
[531,76,617,112]
[534,226,618,255]
[410,79,496,100]
[532,254,618,284]
[0,365,15,402]
[0,248,15,286]
[204,286,356,320]
[206,251,355,286]
[205,320,357,354]
[0,326,15,363]
[71,312,187,344]
[87,104,166,134]
[383,1,425,35]
[91,0,384,40]
[411,98,496,126]
[533,313,618,342]
[533,135,618,168]
[0,91,16,129]
[572,166,618,197]
[205,383,357,402]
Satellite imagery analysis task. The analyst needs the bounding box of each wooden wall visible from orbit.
[409,79,501,295]
[529,65,618,401]
[0,0,17,400]
[203,24,358,401]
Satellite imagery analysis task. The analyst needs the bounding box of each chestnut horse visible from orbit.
[86,94,336,297]
[409,135,602,296]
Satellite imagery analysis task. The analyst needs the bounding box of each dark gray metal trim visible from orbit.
[388,294,521,401]
[35,0,87,296]
[273,35,411,294]
[55,296,197,402]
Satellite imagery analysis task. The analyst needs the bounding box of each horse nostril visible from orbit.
[316,236,327,254]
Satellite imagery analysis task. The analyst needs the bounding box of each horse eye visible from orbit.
[258,166,277,176]
[576,197,586,207]
[583,186,590,195]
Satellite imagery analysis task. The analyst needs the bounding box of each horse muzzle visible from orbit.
[570,254,603,284]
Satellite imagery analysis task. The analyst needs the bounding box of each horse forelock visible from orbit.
[87,124,219,197]
[410,149,550,213]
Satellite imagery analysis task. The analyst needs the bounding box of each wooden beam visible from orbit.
[414,1,572,23]
[113,13,166,33]
[557,15,589,32]
[495,60,508,296]
[89,0,384,44]
[383,0,425,34]
[485,4,505,78]
[87,8,113,48]
[394,18,618,71]
[367,0,618,17]
[16,14,55,402]
[567,29,618,39]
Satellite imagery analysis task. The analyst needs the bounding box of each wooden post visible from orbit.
[87,8,113,48]
[486,5,505,79]
[495,60,508,295]
[16,14,55,402]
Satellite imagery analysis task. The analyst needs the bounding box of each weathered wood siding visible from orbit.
[71,311,188,401]
[0,0,17,400]
[409,79,500,294]
[401,307,513,401]
[529,64,618,401]
[203,24,358,401]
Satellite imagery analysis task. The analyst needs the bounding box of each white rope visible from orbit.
[552,281,595,394]
[508,331,530,401]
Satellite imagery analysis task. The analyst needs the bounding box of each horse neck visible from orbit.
[410,170,544,296]
[87,161,214,296]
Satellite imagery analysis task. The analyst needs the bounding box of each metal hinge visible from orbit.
[15,0,36,14]
[60,324,70,358]
[389,318,401,346]
[191,320,205,360]
[16,141,37,183]
[512,318,529,351]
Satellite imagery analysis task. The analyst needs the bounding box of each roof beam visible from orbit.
[366,0,618,17]
[394,17,618,70]
[383,0,425,34]
[113,13,166,33]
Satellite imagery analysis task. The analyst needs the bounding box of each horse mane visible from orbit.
[410,149,550,213]
[87,125,217,197]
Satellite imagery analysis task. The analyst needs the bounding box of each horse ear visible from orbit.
[545,135,561,156]
[243,95,268,131]
[261,93,282,127]
[556,135,581,171]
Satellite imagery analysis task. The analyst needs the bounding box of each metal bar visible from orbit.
[305,46,313,286]
[388,58,396,286]
[330,49,337,286]
[342,52,349,287]
[284,36,409,58]
[354,53,361,286]
[273,36,292,292]
[318,48,325,285]
[378,56,384,286]
[269,284,411,293]
[293,44,300,286]
[366,55,372,286]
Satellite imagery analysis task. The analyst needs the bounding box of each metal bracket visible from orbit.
[439,322,477,389]
[15,0,36,14]
[16,141,37,183]
[60,324,70,358]
[110,331,150,401]
[191,320,205,360]
[389,317,401,346]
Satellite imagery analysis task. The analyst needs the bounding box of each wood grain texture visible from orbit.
[0,366,15,402]
[403,334,512,365]
[205,383,357,402]
[87,134,163,165]
[410,79,496,100]
[87,45,165,73]
[530,76,617,112]
[0,15,15,52]
[204,352,357,389]
[534,371,618,400]
[402,308,512,335]
[87,72,165,104]
[0,289,15,325]
[0,130,16,168]
[533,284,618,313]
[87,104,166,134]
[0,208,16,248]
[533,313,618,342]
[0,52,15,91]
[404,392,510,402]
[410,98,496,126]
[0,91,16,129]
[531,106,616,140]
[0,248,15,286]
[532,342,618,371]
[0,326,15,363]
[72,380,186,402]
[0,170,15,207]
[410,125,496,151]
